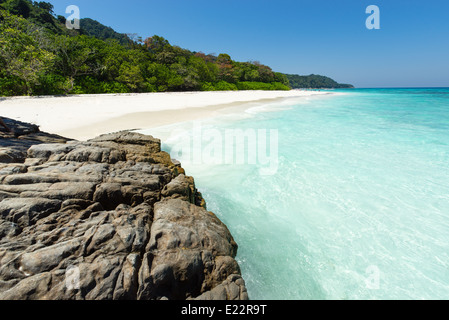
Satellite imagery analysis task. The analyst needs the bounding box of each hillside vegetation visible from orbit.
[0,0,352,96]
[286,74,354,89]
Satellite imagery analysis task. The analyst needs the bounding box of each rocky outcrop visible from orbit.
[0,119,247,300]
[0,117,70,164]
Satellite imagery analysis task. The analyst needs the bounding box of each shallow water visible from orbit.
[140,88,449,299]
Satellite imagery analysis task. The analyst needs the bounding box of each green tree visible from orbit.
[274,72,290,87]
[2,0,31,18]
[285,73,353,89]
[216,53,237,83]
[144,35,171,54]
[0,10,54,95]
[253,61,275,83]
[34,1,53,13]
[189,55,214,83]
[116,62,144,91]
[53,35,106,93]
[0,2,294,96]
[101,39,132,82]
[80,18,130,46]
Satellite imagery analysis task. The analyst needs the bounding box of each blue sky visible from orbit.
[47,0,449,88]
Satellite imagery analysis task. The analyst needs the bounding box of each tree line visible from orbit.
[0,0,352,97]
[286,74,354,89]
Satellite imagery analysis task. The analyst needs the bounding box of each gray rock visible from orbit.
[27,143,76,161]
[0,197,62,227]
[0,118,71,164]
[93,183,124,210]
[20,238,83,275]
[194,274,249,300]
[161,174,195,203]
[0,220,20,239]
[0,122,247,300]
[137,199,242,300]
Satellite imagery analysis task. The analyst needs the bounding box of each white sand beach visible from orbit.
[0,90,332,140]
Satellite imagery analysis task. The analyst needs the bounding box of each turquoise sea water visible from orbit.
[141,88,449,299]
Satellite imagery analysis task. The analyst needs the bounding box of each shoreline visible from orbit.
[0,90,334,141]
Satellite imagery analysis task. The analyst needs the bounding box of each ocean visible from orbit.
[140,88,449,299]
